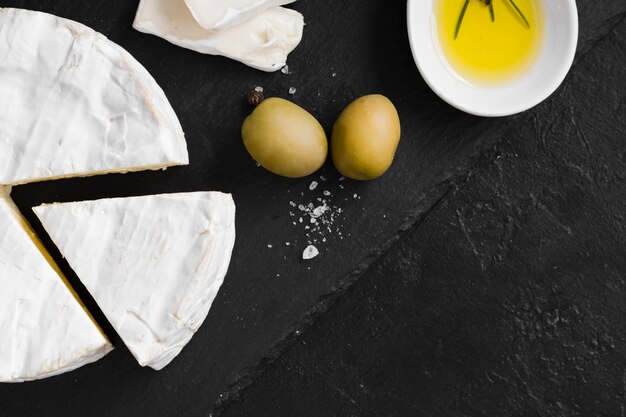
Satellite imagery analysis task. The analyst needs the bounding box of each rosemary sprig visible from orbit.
[508,0,530,28]
[454,0,531,40]
[454,0,470,39]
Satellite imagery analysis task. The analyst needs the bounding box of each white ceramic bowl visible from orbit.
[406,0,578,117]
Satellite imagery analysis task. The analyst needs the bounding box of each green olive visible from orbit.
[242,97,328,178]
[331,94,401,180]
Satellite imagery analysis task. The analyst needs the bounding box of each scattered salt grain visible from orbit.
[303,245,319,260]
[267,244,273,248]
[281,65,289,74]
[287,183,346,255]
[289,87,297,95]
[254,86,264,93]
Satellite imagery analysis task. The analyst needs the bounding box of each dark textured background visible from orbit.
[1,1,625,416]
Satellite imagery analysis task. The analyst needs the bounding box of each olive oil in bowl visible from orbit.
[436,0,544,85]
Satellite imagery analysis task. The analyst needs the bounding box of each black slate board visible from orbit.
[1,0,623,416]
[218,15,626,416]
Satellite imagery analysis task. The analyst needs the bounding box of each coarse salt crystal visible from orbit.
[312,205,327,217]
[302,245,319,260]
[289,87,297,95]
[309,181,318,190]
[255,86,264,93]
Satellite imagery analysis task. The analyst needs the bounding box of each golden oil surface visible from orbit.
[436,0,544,85]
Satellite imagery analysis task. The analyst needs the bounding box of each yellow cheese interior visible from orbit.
[0,191,109,342]
[1,162,181,187]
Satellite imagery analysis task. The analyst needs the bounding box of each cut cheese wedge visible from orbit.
[0,193,112,383]
[34,192,236,370]
[133,0,304,72]
[0,8,188,186]
[183,0,296,31]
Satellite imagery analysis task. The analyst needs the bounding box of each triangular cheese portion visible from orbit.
[0,192,112,383]
[34,192,236,370]
[183,0,296,31]
[133,0,304,72]
[0,8,188,186]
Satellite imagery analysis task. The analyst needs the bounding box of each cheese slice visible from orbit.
[183,0,296,31]
[34,192,236,370]
[0,8,188,186]
[133,0,304,72]
[0,193,112,383]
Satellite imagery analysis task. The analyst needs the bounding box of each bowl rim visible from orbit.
[406,0,579,117]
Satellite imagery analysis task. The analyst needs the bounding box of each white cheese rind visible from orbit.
[0,8,189,186]
[0,194,112,383]
[183,0,296,31]
[34,192,236,370]
[133,0,304,72]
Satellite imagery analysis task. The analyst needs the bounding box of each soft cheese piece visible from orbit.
[133,0,304,72]
[183,0,296,31]
[0,194,112,383]
[35,192,236,370]
[0,8,188,186]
